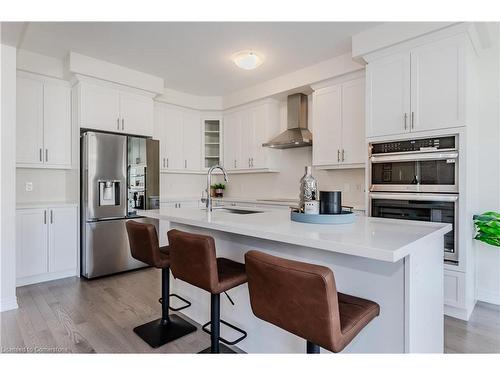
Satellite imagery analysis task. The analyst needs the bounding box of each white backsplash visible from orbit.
[16,168,78,203]
[160,147,366,207]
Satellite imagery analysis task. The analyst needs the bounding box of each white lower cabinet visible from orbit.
[16,205,78,286]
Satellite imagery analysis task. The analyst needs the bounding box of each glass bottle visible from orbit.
[299,166,318,212]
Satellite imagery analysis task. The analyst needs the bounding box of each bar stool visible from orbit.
[167,229,248,354]
[125,221,197,348]
[245,250,380,353]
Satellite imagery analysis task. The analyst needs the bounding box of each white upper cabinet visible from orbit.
[16,76,44,165]
[341,78,366,165]
[222,100,280,173]
[366,34,470,138]
[79,83,121,132]
[16,73,72,169]
[43,83,72,167]
[410,35,465,132]
[76,80,154,136]
[182,110,202,171]
[222,111,242,170]
[119,91,154,136]
[154,103,202,173]
[313,77,365,169]
[366,53,410,138]
[312,85,342,166]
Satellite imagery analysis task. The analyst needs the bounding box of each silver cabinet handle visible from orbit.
[45,149,48,162]
[234,159,237,168]
[251,157,254,167]
[342,149,345,162]
[337,149,340,162]
[404,113,408,130]
[166,158,169,168]
[122,118,124,130]
[44,210,47,224]
[117,118,120,130]
[162,158,165,168]
[39,148,43,162]
[50,210,53,224]
[184,160,187,169]
[411,112,415,130]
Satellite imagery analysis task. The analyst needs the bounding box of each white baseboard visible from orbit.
[16,269,77,287]
[477,288,500,306]
[444,303,475,321]
[0,296,19,312]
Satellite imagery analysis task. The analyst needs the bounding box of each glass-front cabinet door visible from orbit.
[203,118,222,169]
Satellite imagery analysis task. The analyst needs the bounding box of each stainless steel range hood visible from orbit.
[262,93,312,149]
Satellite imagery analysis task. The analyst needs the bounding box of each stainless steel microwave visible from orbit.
[369,136,458,193]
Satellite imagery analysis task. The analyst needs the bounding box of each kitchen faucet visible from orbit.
[205,165,229,212]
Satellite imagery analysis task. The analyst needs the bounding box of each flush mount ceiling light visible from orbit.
[232,50,263,70]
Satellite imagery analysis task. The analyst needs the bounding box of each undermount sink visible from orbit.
[207,208,264,215]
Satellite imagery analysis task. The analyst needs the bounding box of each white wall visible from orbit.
[475,26,500,305]
[1,43,18,312]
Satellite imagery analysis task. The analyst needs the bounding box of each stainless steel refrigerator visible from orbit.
[81,131,160,279]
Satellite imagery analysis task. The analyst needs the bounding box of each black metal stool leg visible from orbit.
[199,293,241,354]
[133,268,197,348]
[306,340,320,354]
[211,293,220,353]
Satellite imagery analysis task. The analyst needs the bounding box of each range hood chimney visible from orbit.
[262,93,312,149]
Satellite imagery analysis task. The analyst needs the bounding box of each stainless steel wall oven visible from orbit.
[369,135,459,264]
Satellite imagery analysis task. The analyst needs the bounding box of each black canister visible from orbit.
[320,191,342,214]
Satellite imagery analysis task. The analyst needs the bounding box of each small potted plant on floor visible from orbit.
[211,183,225,198]
[473,211,500,247]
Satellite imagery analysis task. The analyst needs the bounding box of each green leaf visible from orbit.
[474,211,500,247]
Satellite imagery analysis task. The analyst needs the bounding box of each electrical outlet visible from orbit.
[25,182,33,192]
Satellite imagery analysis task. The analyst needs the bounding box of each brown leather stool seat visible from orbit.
[245,250,380,353]
[168,229,248,353]
[125,221,197,348]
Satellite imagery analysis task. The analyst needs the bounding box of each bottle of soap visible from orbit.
[299,166,318,213]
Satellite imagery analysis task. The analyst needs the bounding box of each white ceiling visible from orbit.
[2,22,379,95]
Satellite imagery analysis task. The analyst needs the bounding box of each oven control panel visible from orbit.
[371,136,456,155]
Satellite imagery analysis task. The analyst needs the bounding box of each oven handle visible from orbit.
[369,192,459,202]
[370,151,458,163]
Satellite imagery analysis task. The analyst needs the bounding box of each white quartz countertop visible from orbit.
[160,196,365,211]
[16,201,78,209]
[137,207,451,263]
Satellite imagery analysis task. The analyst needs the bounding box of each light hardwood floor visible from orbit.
[1,268,499,353]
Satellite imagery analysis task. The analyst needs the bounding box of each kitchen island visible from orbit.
[138,206,452,353]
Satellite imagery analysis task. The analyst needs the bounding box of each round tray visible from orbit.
[290,210,356,224]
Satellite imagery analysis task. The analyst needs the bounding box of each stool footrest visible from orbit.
[202,319,247,346]
[158,293,192,312]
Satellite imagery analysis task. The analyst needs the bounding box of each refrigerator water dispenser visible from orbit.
[98,180,120,206]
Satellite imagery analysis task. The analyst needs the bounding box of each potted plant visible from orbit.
[473,211,500,247]
[211,183,225,198]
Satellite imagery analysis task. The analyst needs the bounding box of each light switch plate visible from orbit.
[25,182,33,192]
